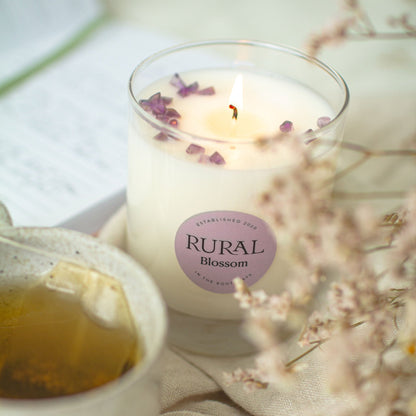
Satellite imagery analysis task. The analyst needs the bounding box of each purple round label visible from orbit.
[174,211,277,293]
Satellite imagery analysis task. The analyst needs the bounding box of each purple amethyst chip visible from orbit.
[198,154,211,164]
[139,92,180,126]
[209,151,226,165]
[170,73,215,97]
[186,144,205,154]
[170,73,186,89]
[154,132,169,141]
[197,86,215,95]
[304,128,317,144]
[279,120,294,133]
[317,116,331,128]
[165,108,181,118]
[179,81,199,97]
[139,92,171,115]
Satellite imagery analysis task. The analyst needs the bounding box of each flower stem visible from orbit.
[333,191,408,200]
[347,32,416,40]
[286,342,322,368]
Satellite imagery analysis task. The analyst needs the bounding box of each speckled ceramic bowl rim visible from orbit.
[0,223,167,413]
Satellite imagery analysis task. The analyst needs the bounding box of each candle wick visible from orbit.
[229,104,238,120]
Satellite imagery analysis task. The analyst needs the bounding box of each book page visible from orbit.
[0,0,103,84]
[0,22,174,228]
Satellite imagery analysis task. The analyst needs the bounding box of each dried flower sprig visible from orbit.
[389,13,416,35]
[226,119,416,414]
[222,2,416,413]
[225,278,306,392]
[306,0,416,56]
[229,185,416,414]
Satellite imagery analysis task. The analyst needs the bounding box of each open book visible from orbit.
[0,0,175,233]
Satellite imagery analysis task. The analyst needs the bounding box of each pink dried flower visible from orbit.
[328,282,360,319]
[323,331,361,393]
[299,311,334,347]
[227,3,416,410]
[388,13,416,34]
[306,17,357,56]
[223,368,267,392]
[254,347,301,388]
[234,288,267,310]
[233,278,292,322]
[342,0,359,11]
[224,346,304,392]
[386,190,416,279]
[366,309,395,350]
[267,292,292,321]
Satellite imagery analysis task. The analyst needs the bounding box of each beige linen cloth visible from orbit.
[99,95,416,416]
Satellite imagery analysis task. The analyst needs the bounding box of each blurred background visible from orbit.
[0,0,415,227]
[1,0,415,94]
[102,0,416,93]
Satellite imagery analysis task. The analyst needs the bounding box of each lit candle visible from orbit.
[127,41,349,352]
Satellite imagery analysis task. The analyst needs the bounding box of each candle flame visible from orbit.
[228,74,243,110]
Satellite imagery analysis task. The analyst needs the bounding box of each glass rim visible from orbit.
[128,39,350,145]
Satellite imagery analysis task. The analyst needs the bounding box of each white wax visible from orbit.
[162,70,329,139]
[128,69,337,320]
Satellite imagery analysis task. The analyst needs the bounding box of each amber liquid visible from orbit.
[0,263,142,399]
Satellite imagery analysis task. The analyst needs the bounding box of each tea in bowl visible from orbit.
[0,203,167,416]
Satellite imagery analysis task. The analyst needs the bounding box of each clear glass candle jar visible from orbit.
[127,40,349,355]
